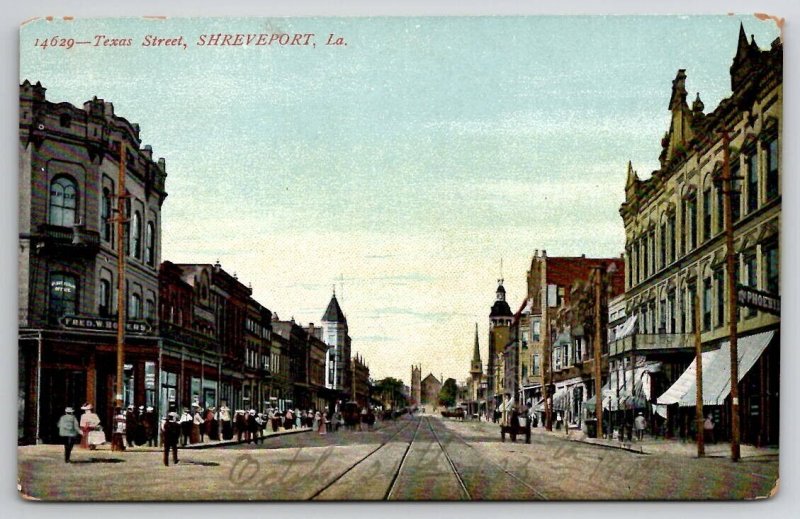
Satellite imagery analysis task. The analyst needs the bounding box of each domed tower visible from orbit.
[487,280,512,410]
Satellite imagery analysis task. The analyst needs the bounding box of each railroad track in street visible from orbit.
[308,417,418,500]
[421,416,471,500]
[431,418,549,500]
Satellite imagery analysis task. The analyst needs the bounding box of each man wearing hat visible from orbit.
[143,406,157,447]
[57,407,81,463]
[161,412,181,466]
[179,408,193,446]
[634,412,647,441]
[125,405,137,448]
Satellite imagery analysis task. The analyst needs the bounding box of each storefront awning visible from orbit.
[657,330,775,408]
[584,361,660,412]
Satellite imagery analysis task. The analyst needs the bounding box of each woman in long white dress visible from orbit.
[79,403,103,449]
[312,410,320,432]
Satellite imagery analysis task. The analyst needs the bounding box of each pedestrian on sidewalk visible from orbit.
[135,406,147,446]
[235,410,246,441]
[204,407,217,441]
[703,415,716,444]
[634,412,647,441]
[556,412,563,430]
[193,406,205,443]
[144,406,157,447]
[179,408,193,446]
[79,403,101,450]
[318,410,327,435]
[57,407,81,463]
[295,408,301,429]
[161,412,180,466]
[125,405,137,448]
[248,410,259,443]
[219,404,232,440]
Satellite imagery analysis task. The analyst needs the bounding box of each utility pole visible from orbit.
[593,267,603,438]
[694,287,705,457]
[721,129,741,461]
[543,295,552,431]
[113,143,127,452]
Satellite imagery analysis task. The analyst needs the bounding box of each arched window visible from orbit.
[99,278,111,317]
[130,293,143,319]
[131,211,142,259]
[101,188,113,243]
[49,176,78,227]
[145,221,155,266]
[49,272,78,320]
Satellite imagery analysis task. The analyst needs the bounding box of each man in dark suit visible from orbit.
[162,412,180,466]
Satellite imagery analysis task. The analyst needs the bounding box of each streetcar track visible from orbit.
[384,416,424,500]
[424,416,471,500]
[308,418,415,500]
[432,419,549,500]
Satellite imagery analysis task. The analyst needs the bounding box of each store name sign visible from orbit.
[60,315,152,333]
[736,285,781,316]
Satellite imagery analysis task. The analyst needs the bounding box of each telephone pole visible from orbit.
[593,267,603,438]
[543,298,552,431]
[694,287,705,457]
[721,130,741,461]
[113,143,127,451]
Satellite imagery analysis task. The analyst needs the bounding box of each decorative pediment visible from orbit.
[756,219,779,243]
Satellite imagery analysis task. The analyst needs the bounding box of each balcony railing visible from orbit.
[609,333,693,357]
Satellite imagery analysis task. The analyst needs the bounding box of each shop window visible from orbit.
[49,176,78,227]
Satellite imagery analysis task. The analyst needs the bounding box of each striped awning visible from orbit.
[657,331,775,408]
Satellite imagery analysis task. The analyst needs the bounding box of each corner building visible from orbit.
[621,26,781,445]
[18,82,167,444]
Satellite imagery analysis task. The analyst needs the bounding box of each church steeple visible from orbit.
[471,323,483,376]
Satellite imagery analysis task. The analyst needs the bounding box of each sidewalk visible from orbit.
[530,425,779,459]
[20,426,312,454]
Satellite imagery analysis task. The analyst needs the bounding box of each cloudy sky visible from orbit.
[20,15,780,384]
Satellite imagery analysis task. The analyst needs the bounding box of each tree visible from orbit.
[373,377,407,409]
[438,378,458,407]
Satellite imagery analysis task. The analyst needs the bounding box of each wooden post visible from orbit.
[113,143,126,452]
[694,287,705,457]
[721,130,741,461]
[593,267,603,438]
[543,302,552,431]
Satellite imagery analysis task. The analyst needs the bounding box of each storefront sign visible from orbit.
[60,315,152,333]
[736,285,781,316]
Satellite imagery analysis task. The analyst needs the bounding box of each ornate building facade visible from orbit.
[622,25,781,445]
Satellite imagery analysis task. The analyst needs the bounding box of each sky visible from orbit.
[19,15,781,385]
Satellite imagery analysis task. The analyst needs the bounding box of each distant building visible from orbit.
[421,373,442,407]
[322,291,351,394]
[410,364,422,407]
[487,280,513,413]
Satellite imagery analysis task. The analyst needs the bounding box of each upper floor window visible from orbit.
[714,269,725,328]
[686,194,697,251]
[702,188,712,241]
[659,223,667,268]
[716,186,724,234]
[59,113,71,128]
[98,278,111,317]
[49,176,77,227]
[145,222,155,266]
[731,162,742,223]
[101,188,113,243]
[145,298,155,321]
[130,293,143,319]
[766,138,779,201]
[131,211,142,259]
[744,251,757,317]
[764,240,779,294]
[668,214,676,263]
[747,151,759,213]
[702,278,712,332]
[50,273,78,320]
